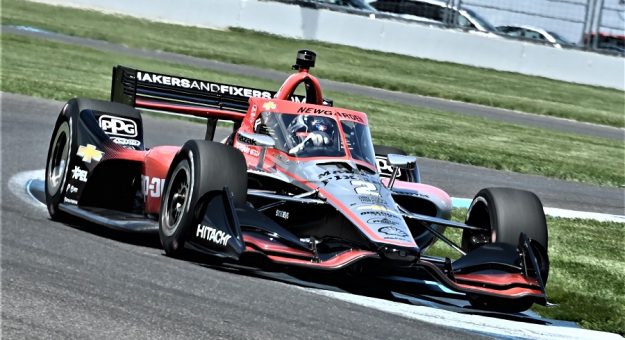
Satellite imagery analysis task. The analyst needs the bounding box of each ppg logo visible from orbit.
[375,156,402,178]
[98,115,138,137]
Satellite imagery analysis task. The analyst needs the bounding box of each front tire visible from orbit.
[462,187,549,312]
[45,110,74,220]
[159,140,247,257]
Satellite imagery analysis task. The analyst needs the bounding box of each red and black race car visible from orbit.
[45,50,550,312]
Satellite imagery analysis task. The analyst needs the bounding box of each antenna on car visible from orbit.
[292,50,316,71]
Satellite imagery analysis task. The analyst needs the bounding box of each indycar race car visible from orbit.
[45,50,550,312]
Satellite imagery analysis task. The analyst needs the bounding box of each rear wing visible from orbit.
[110,65,309,122]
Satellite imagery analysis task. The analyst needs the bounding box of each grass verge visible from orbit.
[1,33,623,187]
[2,0,624,127]
[425,210,625,335]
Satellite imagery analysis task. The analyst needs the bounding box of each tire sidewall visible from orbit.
[159,140,247,256]
[45,105,75,220]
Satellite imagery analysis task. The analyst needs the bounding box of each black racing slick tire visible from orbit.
[45,107,75,221]
[159,140,247,257]
[462,187,549,312]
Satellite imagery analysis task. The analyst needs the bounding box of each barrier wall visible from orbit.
[32,0,625,90]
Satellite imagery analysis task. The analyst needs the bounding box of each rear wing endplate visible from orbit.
[110,65,308,122]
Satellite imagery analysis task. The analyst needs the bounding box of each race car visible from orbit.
[45,50,550,312]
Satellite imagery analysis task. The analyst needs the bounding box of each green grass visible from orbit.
[2,33,623,187]
[3,0,624,127]
[426,210,625,335]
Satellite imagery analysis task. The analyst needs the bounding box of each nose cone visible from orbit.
[316,168,418,249]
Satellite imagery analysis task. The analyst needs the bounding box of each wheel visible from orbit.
[462,188,549,281]
[159,140,247,257]
[45,111,74,221]
[462,187,549,312]
[45,98,142,220]
[373,144,419,182]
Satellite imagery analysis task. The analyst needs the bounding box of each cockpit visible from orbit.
[254,111,377,169]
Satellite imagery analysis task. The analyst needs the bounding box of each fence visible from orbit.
[458,0,624,53]
[280,0,625,54]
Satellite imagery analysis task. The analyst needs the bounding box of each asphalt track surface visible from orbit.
[5,24,625,141]
[1,92,624,338]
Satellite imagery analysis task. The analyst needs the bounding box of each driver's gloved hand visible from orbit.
[288,132,331,155]
[308,131,331,146]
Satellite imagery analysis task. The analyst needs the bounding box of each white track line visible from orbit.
[8,169,47,211]
[301,287,623,340]
[452,197,625,223]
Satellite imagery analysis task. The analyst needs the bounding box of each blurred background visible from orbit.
[276,0,625,54]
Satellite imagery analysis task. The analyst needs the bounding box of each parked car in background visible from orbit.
[497,25,571,48]
[583,32,625,54]
[368,0,497,33]
[285,0,379,15]
[313,0,378,11]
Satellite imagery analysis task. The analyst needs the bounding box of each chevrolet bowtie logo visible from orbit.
[262,101,277,110]
[77,144,104,163]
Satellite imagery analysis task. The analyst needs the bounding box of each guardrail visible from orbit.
[32,0,625,89]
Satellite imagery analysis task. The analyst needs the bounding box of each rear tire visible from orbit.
[159,140,247,257]
[462,187,549,312]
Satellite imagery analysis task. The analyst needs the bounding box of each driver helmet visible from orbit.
[308,116,333,135]
[290,115,334,144]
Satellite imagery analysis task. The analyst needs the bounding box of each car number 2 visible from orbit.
[351,180,379,196]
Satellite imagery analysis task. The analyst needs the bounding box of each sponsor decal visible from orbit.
[262,101,277,111]
[66,184,78,194]
[248,105,258,124]
[235,143,260,157]
[141,175,165,198]
[111,137,141,147]
[71,166,88,182]
[376,156,402,178]
[360,211,401,219]
[275,209,290,220]
[137,71,273,99]
[295,107,364,123]
[334,111,364,123]
[358,195,386,205]
[63,197,78,205]
[357,205,390,212]
[318,169,355,180]
[77,144,104,163]
[378,226,409,238]
[196,224,232,246]
[367,217,399,225]
[98,115,138,137]
[297,107,333,116]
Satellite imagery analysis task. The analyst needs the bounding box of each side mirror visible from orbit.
[238,131,275,148]
[387,154,417,169]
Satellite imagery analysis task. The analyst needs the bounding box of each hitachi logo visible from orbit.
[196,224,232,246]
[137,72,272,98]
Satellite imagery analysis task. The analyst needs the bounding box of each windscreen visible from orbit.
[255,111,376,167]
[341,120,376,166]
